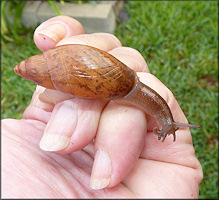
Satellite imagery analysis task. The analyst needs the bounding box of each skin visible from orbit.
[2,15,203,198]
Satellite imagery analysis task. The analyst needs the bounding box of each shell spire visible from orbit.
[14,54,55,90]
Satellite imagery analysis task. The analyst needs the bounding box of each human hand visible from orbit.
[2,16,203,198]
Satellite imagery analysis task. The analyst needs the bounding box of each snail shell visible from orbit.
[14,44,137,100]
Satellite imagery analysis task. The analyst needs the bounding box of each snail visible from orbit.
[14,44,200,142]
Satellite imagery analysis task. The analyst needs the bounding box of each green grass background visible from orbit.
[1,1,218,199]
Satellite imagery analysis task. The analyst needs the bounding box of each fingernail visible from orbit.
[32,88,54,110]
[38,23,66,43]
[39,134,70,151]
[33,97,54,110]
[90,149,112,190]
[39,103,77,151]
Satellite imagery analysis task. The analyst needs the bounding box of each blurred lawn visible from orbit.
[1,1,218,199]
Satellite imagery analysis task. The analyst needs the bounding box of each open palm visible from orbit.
[2,16,202,198]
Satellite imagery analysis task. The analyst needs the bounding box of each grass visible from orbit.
[1,1,218,199]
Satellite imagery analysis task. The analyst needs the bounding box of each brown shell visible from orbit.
[14,44,137,100]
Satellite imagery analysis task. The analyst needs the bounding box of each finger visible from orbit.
[39,99,107,153]
[23,86,52,124]
[34,16,85,52]
[90,101,147,190]
[23,85,74,122]
[56,32,122,51]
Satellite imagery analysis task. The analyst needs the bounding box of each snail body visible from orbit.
[14,44,200,142]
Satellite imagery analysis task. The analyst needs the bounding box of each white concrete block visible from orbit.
[21,1,123,33]
[21,1,41,28]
